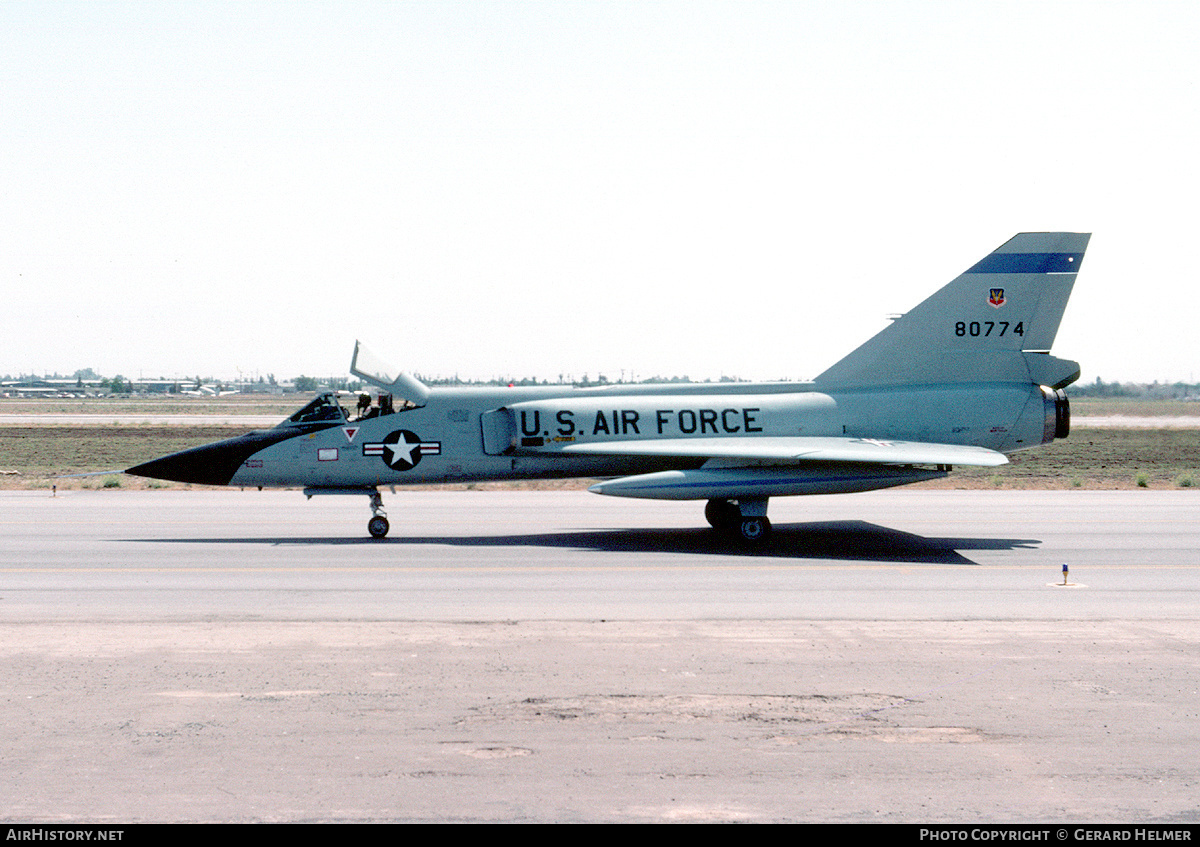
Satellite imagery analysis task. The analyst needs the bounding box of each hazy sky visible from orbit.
[2,1,1197,384]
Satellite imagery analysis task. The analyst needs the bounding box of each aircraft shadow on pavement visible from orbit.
[405,520,1040,564]
[133,520,1040,565]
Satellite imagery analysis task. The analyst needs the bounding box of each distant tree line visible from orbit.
[1068,377,1200,400]
[4,368,1195,400]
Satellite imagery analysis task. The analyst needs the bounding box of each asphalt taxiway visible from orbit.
[1,489,1198,822]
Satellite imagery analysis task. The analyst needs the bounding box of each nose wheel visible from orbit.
[368,515,390,538]
[367,490,389,539]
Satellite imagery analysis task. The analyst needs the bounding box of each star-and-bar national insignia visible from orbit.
[988,287,1006,308]
[849,438,898,448]
[363,430,442,471]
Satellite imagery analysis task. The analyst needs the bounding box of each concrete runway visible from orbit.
[2,489,1198,822]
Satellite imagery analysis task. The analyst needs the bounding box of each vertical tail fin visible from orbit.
[814,232,1090,389]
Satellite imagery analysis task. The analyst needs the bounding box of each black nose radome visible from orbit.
[126,430,294,486]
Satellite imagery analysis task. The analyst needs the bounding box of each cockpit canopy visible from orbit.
[275,343,429,430]
[280,392,348,427]
[277,388,413,430]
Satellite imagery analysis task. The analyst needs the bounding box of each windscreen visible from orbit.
[280,393,348,427]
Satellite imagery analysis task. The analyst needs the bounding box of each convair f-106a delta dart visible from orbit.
[128,232,1089,545]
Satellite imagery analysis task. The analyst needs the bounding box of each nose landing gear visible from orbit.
[367,490,389,539]
[303,486,394,539]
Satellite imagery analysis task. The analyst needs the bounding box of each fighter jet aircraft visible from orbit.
[127,232,1088,544]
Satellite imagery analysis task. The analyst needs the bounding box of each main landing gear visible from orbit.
[705,497,772,546]
[367,490,390,539]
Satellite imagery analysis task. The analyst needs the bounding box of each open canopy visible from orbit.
[349,341,430,406]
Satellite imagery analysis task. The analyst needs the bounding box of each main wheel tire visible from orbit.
[705,499,739,531]
[367,515,390,539]
[737,517,772,545]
